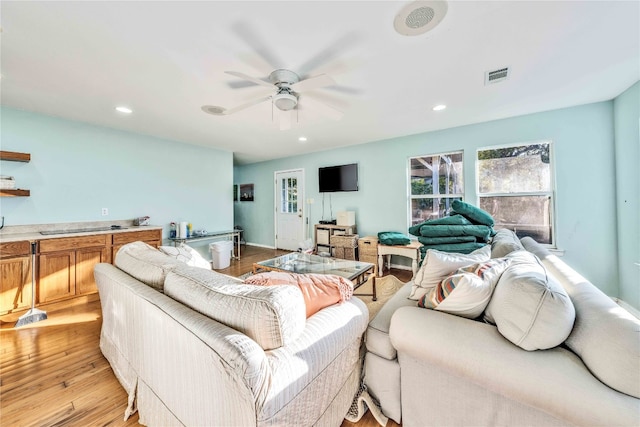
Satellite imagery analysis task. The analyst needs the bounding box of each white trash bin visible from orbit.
[210,241,233,269]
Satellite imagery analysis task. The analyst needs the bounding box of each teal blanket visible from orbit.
[417,235,476,245]
[378,231,411,246]
[419,224,492,242]
[408,214,472,236]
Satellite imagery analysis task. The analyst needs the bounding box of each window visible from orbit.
[280,177,298,213]
[409,151,464,225]
[477,141,555,245]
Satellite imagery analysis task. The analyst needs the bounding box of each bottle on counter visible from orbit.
[187,223,193,238]
[170,222,176,238]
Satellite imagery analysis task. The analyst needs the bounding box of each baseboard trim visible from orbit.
[246,242,276,249]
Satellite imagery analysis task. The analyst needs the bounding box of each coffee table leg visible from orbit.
[372,274,377,301]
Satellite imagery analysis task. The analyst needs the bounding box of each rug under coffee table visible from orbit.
[253,252,377,300]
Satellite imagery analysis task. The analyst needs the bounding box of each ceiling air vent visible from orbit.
[485,67,510,85]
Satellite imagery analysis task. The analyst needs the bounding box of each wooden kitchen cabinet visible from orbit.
[111,229,162,259]
[2,227,163,311]
[38,234,110,304]
[0,241,32,314]
[39,250,76,303]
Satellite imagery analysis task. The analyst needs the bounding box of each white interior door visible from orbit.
[275,169,305,251]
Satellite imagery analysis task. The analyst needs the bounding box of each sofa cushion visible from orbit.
[115,241,183,291]
[159,243,212,269]
[366,281,414,360]
[490,228,525,258]
[451,199,495,227]
[521,236,640,399]
[409,245,491,300]
[164,265,306,350]
[484,251,575,351]
[418,258,510,319]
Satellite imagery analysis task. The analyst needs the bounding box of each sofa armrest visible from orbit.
[389,306,640,427]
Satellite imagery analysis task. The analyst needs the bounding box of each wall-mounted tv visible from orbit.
[319,163,358,193]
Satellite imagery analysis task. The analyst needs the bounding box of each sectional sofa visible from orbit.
[365,230,640,426]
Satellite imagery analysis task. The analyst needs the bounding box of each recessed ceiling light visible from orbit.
[298,136,308,143]
[115,106,133,114]
[433,104,447,111]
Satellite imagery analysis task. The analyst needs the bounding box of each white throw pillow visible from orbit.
[159,243,212,270]
[409,245,491,300]
[484,250,575,351]
[418,258,510,318]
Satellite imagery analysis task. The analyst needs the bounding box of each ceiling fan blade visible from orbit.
[279,110,292,131]
[227,79,266,90]
[296,33,360,76]
[224,95,272,115]
[325,84,363,95]
[290,74,335,93]
[225,71,274,89]
[302,95,343,121]
[232,22,286,71]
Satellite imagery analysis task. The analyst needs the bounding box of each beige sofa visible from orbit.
[365,231,640,426]
[95,242,369,426]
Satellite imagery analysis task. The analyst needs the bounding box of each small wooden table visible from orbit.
[377,240,423,278]
[253,252,377,300]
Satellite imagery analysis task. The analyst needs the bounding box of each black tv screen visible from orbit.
[319,163,358,192]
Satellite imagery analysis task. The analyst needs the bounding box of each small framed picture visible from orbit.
[233,184,238,202]
[240,184,254,202]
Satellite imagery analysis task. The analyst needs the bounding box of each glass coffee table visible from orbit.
[253,252,377,300]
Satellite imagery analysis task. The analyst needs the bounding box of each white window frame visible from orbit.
[475,140,557,247]
[407,150,465,228]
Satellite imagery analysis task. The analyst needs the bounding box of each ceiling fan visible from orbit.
[202,68,343,130]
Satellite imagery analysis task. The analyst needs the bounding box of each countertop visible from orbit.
[0,220,163,244]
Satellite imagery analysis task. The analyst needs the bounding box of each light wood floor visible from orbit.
[0,245,404,427]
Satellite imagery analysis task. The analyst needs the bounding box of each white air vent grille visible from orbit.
[485,67,510,85]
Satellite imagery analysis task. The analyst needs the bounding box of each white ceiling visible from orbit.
[1,1,638,165]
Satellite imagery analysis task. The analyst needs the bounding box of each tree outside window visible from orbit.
[477,142,555,245]
[409,151,464,226]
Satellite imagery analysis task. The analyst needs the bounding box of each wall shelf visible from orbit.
[0,151,31,197]
[0,151,31,162]
[0,189,30,197]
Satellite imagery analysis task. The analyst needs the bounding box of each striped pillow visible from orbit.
[418,258,510,319]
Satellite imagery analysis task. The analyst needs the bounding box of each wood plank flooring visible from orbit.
[0,245,405,427]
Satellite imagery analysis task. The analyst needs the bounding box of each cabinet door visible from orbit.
[39,251,76,303]
[0,256,32,314]
[76,247,108,295]
[111,229,162,264]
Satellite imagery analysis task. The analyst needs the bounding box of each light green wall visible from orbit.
[235,101,621,299]
[613,82,640,309]
[0,107,234,251]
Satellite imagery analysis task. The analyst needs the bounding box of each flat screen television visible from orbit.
[318,163,358,192]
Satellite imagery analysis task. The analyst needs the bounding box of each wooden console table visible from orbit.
[377,240,422,278]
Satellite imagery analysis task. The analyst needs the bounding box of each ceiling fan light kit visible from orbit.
[206,66,343,129]
[394,0,448,36]
[273,91,298,111]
